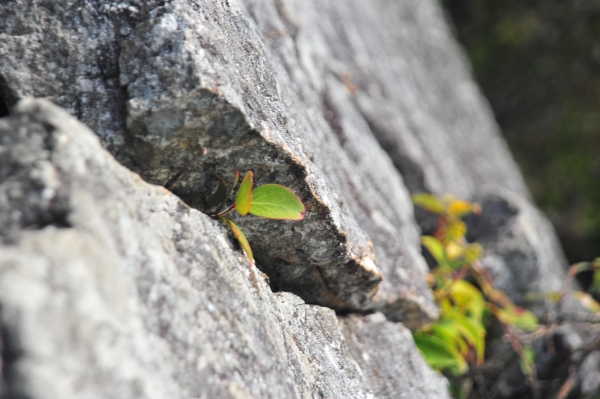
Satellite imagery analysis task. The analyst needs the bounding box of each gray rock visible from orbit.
[0,0,438,326]
[275,0,571,302]
[341,313,450,399]
[0,98,449,399]
[464,190,571,310]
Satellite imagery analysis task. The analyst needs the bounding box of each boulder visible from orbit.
[0,99,449,399]
[0,0,439,326]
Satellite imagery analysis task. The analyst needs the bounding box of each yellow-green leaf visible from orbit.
[413,333,468,374]
[430,322,468,356]
[519,345,535,377]
[573,291,600,313]
[444,219,467,243]
[445,241,464,261]
[412,193,445,215]
[449,280,486,320]
[249,184,306,220]
[494,306,538,331]
[464,243,483,263]
[222,218,254,266]
[421,236,451,269]
[234,171,253,216]
[446,310,486,364]
[446,198,481,217]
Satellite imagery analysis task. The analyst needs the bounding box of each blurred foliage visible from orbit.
[412,194,538,380]
[442,0,600,265]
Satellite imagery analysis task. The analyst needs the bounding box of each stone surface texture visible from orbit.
[0,0,580,397]
[0,99,449,399]
[0,0,441,326]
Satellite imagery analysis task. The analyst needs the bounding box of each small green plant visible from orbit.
[205,171,305,266]
[411,193,538,377]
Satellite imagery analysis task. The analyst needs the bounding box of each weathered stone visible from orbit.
[0,99,449,399]
[116,0,436,323]
[0,0,440,325]
[340,313,450,399]
[464,190,571,310]
[273,0,571,302]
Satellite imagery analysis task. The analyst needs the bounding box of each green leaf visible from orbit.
[449,280,486,320]
[414,333,468,374]
[421,236,451,269]
[495,306,538,331]
[207,176,228,208]
[590,270,600,294]
[412,193,445,215]
[222,218,254,267]
[444,219,467,242]
[430,322,468,355]
[464,243,483,263]
[446,310,486,364]
[235,171,253,216]
[249,184,306,220]
[519,345,535,377]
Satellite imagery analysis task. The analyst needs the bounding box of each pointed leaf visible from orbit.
[222,218,254,267]
[413,333,468,373]
[430,322,468,356]
[519,345,535,377]
[493,305,538,331]
[446,310,486,364]
[249,184,305,220]
[421,236,451,269]
[207,176,228,208]
[235,171,253,216]
[412,193,445,215]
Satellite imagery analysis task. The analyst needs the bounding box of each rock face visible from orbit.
[0,0,576,397]
[0,99,449,399]
[0,0,438,326]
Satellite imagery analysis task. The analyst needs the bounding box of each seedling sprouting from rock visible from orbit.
[206,171,305,267]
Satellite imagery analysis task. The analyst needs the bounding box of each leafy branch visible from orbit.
[411,193,538,379]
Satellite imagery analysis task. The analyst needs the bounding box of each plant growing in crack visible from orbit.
[204,170,305,266]
[411,193,538,386]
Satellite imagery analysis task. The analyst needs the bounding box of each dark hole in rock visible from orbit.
[0,309,23,398]
[464,195,519,243]
[0,74,14,119]
[0,95,9,118]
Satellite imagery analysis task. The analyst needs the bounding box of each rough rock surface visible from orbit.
[280,0,572,302]
[0,0,438,326]
[0,99,449,399]
[464,190,570,309]
[341,313,449,398]
[0,0,581,396]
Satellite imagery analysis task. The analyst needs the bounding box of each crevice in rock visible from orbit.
[464,195,519,244]
[0,74,17,119]
[0,308,23,399]
[362,116,428,195]
[0,97,8,119]
[322,93,347,148]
